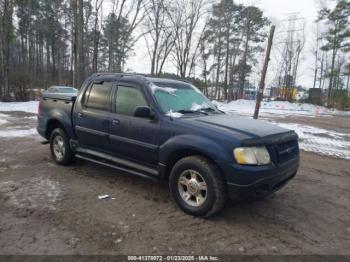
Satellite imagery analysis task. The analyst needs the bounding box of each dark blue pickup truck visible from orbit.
[37,73,299,217]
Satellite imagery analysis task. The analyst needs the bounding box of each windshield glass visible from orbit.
[59,88,77,93]
[47,87,77,94]
[149,81,218,116]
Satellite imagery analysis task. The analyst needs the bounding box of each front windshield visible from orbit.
[59,88,77,93]
[150,81,218,116]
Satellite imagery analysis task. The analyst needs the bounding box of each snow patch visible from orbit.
[272,122,350,160]
[191,102,210,111]
[0,119,8,125]
[149,83,177,95]
[0,113,8,118]
[0,113,9,125]
[214,99,350,118]
[0,128,37,138]
[0,101,39,114]
[166,110,183,118]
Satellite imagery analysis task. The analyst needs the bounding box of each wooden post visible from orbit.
[254,25,276,120]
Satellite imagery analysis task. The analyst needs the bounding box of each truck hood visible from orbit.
[188,114,291,139]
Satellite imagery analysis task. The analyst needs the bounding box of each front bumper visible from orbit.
[219,156,299,200]
[227,169,297,200]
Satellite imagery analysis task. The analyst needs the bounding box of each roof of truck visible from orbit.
[89,73,190,85]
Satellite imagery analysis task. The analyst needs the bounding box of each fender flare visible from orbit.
[46,110,75,139]
[159,134,233,167]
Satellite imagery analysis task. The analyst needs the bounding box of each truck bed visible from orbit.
[37,93,77,140]
[42,92,77,101]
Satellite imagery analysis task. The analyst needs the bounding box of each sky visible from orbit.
[125,0,326,88]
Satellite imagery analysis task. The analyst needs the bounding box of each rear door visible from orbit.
[109,82,160,166]
[74,80,114,152]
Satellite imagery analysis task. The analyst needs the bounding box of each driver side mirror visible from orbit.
[134,106,155,119]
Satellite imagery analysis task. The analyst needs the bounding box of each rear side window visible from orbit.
[115,86,148,116]
[85,82,113,111]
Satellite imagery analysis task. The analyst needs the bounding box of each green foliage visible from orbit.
[318,0,350,52]
[104,12,132,71]
[203,0,269,100]
[317,0,350,106]
[333,90,350,110]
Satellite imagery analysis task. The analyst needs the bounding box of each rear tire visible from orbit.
[169,156,226,217]
[50,128,75,165]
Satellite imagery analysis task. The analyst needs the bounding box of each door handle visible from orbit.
[112,119,120,126]
[77,112,84,118]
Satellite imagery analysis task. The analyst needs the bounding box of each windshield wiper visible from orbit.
[196,107,216,112]
[176,110,208,115]
[176,110,199,114]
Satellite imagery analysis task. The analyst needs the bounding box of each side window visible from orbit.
[85,82,113,111]
[115,86,148,116]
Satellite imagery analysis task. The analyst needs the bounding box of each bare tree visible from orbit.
[275,14,305,101]
[170,0,206,78]
[143,0,176,76]
[92,0,104,73]
[312,22,321,89]
[106,0,146,72]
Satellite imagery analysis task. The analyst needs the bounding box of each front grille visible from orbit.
[268,139,299,165]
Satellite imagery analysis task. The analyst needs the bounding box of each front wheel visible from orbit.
[50,128,75,165]
[169,156,226,217]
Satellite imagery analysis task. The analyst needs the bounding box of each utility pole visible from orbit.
[254,25,276,120]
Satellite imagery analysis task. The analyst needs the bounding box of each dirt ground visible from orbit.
[0,112,349,255]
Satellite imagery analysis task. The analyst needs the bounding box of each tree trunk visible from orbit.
[92,0,102,74]
[327,48,337,107]
[223,29,230,101]
[92,30,99,73]
[228,40,241,101]
[51,40,56,81]
[312,53,318,89]
[1,0,14,100]
[346,67,350,93]
[215,38,222,100]
[71,0,78,88]
[318,52,325,90]
[151,31,160,76]
[77,0,85,88]
[239,33,249,99]
[151,5,161,76]
[92,31,100,73]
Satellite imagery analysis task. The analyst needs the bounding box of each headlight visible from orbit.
[234,147,271,165]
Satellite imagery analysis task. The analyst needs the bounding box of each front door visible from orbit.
[109,82,160,166]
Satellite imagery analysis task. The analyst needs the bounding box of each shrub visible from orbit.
[333,90,350,110]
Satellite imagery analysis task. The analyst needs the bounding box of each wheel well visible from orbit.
[164,149,225,181]
[46,119,65,139]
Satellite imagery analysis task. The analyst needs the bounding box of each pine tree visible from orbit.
[318,0,350,106]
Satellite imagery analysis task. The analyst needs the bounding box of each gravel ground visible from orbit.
[0,112,349,255]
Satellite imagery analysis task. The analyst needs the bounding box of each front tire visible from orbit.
[169,156,226,217]
[50,128,75,165]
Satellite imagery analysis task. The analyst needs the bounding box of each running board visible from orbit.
[75,154,159,182]
[75,147,159,176]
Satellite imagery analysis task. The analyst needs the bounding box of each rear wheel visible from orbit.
[50,128,75,165]
[169,156,226,217]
